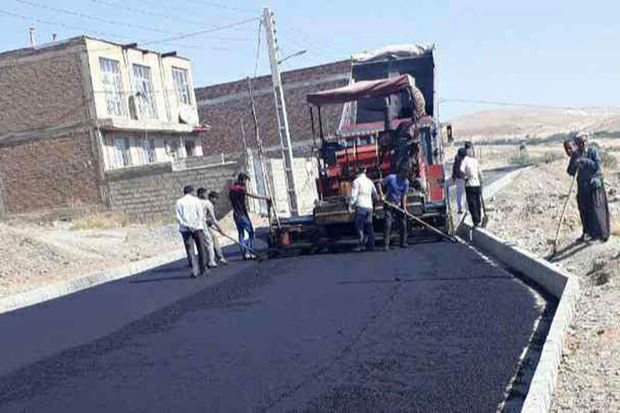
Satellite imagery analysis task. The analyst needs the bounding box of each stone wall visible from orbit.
[0,130,102,213]
[0,39,88,135]
[195,60,351,156]
[106,161,240,217]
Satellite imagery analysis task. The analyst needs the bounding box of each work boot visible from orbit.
[207,262,218,269]
[352,245,364,253]
[219,258,229,265]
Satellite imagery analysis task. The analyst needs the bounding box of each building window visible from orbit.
[132,64,157,119]
[148,138,157,163]
[172,67,191,105]
[137,137,156,164]
[184,139,197,157]
[113,137,132,167]
[100,58,125,117]
[165,138,180,159]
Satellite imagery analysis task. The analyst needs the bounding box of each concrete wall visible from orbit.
[0,130,102,213]
[267,156,319,217]
[106,161,240,216]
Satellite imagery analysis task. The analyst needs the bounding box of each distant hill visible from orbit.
[450,107,620,142]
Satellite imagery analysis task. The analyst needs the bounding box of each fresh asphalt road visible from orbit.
[0,242,544,412]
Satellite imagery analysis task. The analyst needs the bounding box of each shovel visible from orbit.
[481,191,489,228]
[551,173,577,255]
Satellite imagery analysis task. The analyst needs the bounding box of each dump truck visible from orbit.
[267,45,451,255]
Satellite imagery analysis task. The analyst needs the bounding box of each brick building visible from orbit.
[0,36,235,216]
[195,60,352,157]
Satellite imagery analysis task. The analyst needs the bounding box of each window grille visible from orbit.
[100,58,125,116]
[132,64,157,119]
[172,67,191,105]
[113,137,132,167]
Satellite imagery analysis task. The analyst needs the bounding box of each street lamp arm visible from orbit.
[277,49,307,65]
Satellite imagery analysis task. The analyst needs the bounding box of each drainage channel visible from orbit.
[472,245,559,413]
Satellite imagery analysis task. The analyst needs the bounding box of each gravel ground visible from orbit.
[484,159,620,412]
[0,212,267,298]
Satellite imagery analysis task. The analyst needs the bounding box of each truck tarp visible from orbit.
[307,74,416,106]
[351,44,434,63]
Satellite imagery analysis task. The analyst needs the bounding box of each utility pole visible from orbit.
[262,7,299,216]
[247,76,280,227]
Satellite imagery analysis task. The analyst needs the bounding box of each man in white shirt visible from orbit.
[175,185,209,278]
[459,144,484,226]
[197,188,228,268]
[350,165,378,252]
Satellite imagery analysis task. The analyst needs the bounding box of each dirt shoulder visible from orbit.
[484,159,620,412]
[0,211,267,299]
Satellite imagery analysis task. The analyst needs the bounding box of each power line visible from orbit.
[279,26,350,59]
[89,0,256,33]
[189,0,256,14]
[0,9,132,41]
[277,28,343,62]
[439,98,620,111]
[13,0,181,34]
[252,18,262,78]
[137,17,259,47]
[90,0,206,26]
[0,9,253,52]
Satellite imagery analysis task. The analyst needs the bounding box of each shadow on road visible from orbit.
[337,274,512,285]
[129,275,195,284]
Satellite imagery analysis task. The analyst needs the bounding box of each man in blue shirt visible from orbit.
[382,166,410,250]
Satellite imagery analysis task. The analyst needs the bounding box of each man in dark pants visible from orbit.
[460,144,483,226]
[566,133,610,242]
[452,147,467,214]
[350,165,378,252]
[382,166,410,250]
[175,185,209,278]
[229,173,271,260]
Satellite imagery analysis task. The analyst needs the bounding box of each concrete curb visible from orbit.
[458,165,579,413]
[0,249,186,315]
[483,166,533,199]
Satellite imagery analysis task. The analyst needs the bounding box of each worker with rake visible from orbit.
[565,132,610,242]
[382,166,410,250]
[229,172,272,260]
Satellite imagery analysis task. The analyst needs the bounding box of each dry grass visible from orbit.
[71,212,130,230]
[611,219,620,237]
[70,212,176,231]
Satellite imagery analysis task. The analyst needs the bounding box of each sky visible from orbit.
[1,0,620,119]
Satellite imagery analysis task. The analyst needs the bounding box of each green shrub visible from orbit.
[509,151,532,166]
[591,142,618,169]
[600,149,618,169]
[542,151,564,164]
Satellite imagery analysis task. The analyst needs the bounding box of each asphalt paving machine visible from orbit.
[267,46,452,255]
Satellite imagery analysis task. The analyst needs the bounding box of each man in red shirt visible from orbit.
[229,173,271,260]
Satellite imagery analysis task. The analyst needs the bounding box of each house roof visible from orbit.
[0,35,189,62]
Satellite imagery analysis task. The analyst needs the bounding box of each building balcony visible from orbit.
[97,117,198,134]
